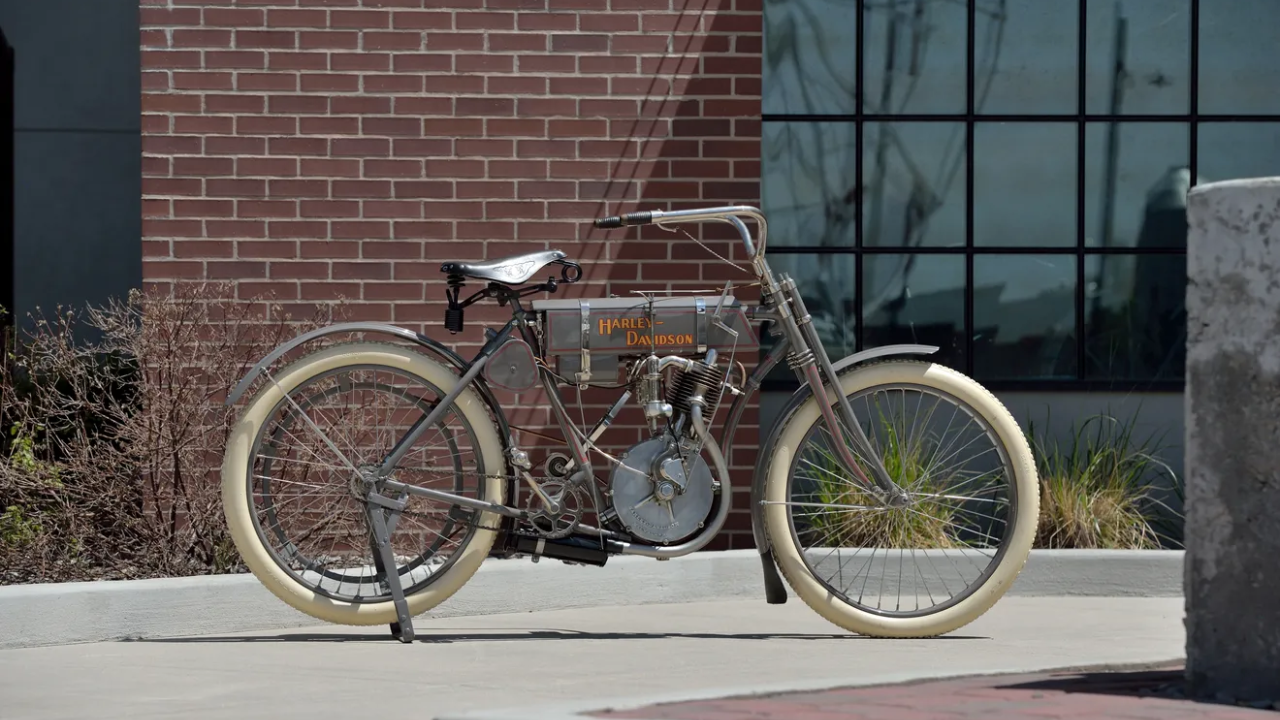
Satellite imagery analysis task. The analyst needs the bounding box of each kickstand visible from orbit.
[367,492,415,644]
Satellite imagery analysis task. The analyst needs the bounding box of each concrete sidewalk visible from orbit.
[0,595,1184,720]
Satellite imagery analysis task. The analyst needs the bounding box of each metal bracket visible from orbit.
[575,299,592,386]
[695,297,708,353]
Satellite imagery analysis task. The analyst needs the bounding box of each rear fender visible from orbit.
[225,320,517,473]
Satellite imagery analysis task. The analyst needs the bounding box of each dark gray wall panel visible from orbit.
[0,0,140,132]
[13,130,141,322]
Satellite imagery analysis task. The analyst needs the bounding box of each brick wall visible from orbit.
[140,0,764,550]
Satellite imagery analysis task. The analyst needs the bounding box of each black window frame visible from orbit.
[760,0,1276,393]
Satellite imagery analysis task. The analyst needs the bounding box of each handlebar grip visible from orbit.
[593,211,654,229]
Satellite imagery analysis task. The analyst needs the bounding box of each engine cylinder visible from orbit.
[666,361,726,420]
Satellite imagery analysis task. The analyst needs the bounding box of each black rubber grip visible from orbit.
[593,211,653,229]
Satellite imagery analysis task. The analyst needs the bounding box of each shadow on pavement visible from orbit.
[122,629,989,644]
[994,666,1279,712]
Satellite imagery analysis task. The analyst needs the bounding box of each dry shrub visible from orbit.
[1,284,344,583]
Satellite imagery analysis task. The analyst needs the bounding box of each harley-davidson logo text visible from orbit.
[598,316,660,334]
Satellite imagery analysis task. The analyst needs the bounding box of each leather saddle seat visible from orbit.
[440,250,568,285]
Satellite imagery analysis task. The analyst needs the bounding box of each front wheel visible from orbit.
[220,341,507,627]
[763,359,1039,637]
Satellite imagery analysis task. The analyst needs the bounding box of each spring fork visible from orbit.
[780,276,907,505]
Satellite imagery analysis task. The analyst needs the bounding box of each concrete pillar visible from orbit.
[1184,177,1280,703]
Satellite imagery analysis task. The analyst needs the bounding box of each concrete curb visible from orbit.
[433,657,1188,720]
[0,548,1184,649]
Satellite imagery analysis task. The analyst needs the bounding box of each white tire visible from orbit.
[763,359,1039,638]
[220,342,506,626]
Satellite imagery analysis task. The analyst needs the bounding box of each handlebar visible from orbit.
[593,211,654,229]
[590,205,768,260]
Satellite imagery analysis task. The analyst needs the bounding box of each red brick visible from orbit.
[300,74,360,92]
[517,13,575,31]
[424,118,483,137]
[331,9,390,28]
[238,241,299,258]
[363,240,422,260]
[299,31,359,50]
[333,180,393,198]
[363,282,424,300]
[424,32,484,51]
[331,51,391,71]
[519,55,576,74]
[364,159,423,178]
[456,138,512,157]
[239,201,298,219]
[142,50,200,69]
[268,224,330,241]
[425,159,485,178]
[364,74,423,93]
[207,221,267,239]
[208,178,268,197]
[236,30,297,49]
[456,181,514,199]
[301,282,361,300]
[300,116,360,135]
[269,137,329,156]
[363,200,423,219]
[174,157,235,176]
[207,94,267,113]
[363,31,423,51]
[206,136,266,155]
[333,95,393,114]
[172,29,233,48]
[392,11,452,30]
[266,9,328,28]
[171,240,234,258]
[517,139,575,158]
[204,8,264,27]
[268,94,329,114]
[489,160,547,178]
[393,181,454,199]
[392,138,453,156]
[489,33,546,52]
[236,157,300,177]
[332,137,390,157]
[394,97,453,116]
[333,260,392,277]
[301,200,360,218]
[237,73,298,91]
[302,158,361,177]
[143,135,203,154]
[208,261,268,278]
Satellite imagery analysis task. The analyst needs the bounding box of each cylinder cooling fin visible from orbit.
[667,361,726,419]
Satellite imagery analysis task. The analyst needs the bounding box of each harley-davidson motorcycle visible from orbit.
[220,205,1040,642]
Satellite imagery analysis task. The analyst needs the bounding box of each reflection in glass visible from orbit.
[1199,0,1280,114]
[1197,123,1280,185]
[862,122,966,248]
[1084,123,1189,248]
[766,253,858,361]
[973,255,1077,379]
[862,0,966,115]
[974,123,1076,247]
[763,0,859,115]
[1085,253,1185,381]
[863,254,966,369]
[762,122,858,247]
[1085,0,1189,116]
[975,0,1078,114]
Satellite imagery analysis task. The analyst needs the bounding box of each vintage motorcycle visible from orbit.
[219,205,1040,643]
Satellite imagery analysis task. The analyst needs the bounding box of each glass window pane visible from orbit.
[763,0,859,115]
[973,255,1078,380]
[766,253,858,360]
[1085,0,1190,115]
[975,0,1079,114]
[762,122,857,247]
[1199,0,1280,114]
[863,254,966,370]
[862,122,967,248]
[862,0,967,115]
[1084,123,1189,248]
[1197,122,1280,185]
[973,123,1077,247]
[1084,253,1185,380]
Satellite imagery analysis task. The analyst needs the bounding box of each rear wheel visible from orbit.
[763,359,1039,637]
[220,342,506,626]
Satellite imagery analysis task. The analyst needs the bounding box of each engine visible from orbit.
[607,354,726,545]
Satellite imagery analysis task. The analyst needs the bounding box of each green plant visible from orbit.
[0,504,41,548]
[800,401,971,550]
[1026,407,1183,550]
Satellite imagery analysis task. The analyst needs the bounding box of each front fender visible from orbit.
[748,343,938,600]
[224,321,514,448]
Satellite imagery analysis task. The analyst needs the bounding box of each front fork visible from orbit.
[771,275,909,507]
